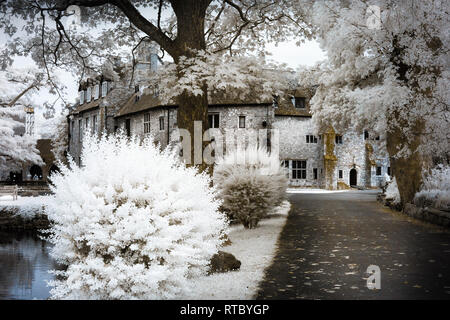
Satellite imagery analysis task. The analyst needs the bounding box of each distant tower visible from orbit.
[134,39,159,86]
[25,107,35,136]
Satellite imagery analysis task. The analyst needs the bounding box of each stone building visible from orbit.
[68,80,390,190]
[272,88,390,189]
[67,41,390,190]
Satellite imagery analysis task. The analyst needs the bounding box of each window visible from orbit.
[375,135,380,141]
[313,168,318,180]
[101,81,108,97]
[125,119,131,137]
[339,170,343,179]
[208,113,220,128]
[85,117,90,132]
[159,116,165,130]
[79,91,85,104]
[387,167,391,176]
[292,160,307,179]
[306,135,317,143]
[93,115,97,133]
[272,95,279,109]
[294,97,306,109]
[94,84,100,100]
[153,84,159,97]
[78,119,82,142]
[86,87,92,102]
[364,130,369,140]
[376,166,382,176]
[144,113,151,134]
[335,135,343,144]
[135,85,140,93]
[239,116,246,128]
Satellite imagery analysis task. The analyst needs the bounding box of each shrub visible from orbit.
[45,133,228,299]
[414,164,450,210]
[385,177,401,205]
[213,146,288,229]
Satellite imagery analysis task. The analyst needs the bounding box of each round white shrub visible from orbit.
[213,146,288,229]
[46,133,228,299]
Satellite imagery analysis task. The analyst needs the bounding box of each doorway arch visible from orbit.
[29,165,42,180]
[349,168,357,186]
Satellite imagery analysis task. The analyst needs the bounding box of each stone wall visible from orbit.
[273,116,323,187]
[68,108,100,165]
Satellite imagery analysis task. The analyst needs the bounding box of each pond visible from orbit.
[0,230,61,300]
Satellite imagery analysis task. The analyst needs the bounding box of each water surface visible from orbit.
[0,231,60,300]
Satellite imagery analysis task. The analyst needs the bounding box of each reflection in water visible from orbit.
[0,231,61,300]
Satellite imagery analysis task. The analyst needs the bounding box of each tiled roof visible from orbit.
[113,87,315,118]
[70,98,102,114]
[114,91,274,118]
[114,93,172,118]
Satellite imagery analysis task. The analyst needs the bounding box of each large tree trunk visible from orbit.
[386,115,428,206]
[171,0,211,172]
[385,37,431,206]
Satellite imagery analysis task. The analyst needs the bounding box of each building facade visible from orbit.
[67,41,390,190]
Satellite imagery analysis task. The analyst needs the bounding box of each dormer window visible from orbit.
[294,97,306,109]
[94,84,100,100]
[101,81,108,97]
[79,91,85,104]
[86,87,92,103]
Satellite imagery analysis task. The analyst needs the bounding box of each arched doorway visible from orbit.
[349,169,357,186]
[29,165,43,180]
[9,171,22,183]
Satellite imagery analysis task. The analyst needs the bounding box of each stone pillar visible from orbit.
[323,127,337,190]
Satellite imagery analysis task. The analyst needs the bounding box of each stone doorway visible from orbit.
[349,168,357,186]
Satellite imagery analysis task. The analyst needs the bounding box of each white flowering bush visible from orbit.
[46,133,228,300]
[385,177,401,205]
[213,147,288,229]
[414,164,450,210]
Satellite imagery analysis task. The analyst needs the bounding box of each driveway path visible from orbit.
[256,190,450,299]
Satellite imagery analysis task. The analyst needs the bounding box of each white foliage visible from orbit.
[45,133,228,300]
[302,0,450,159]
[213,146,288,229]
[385,177,401,205]
[149,51,293,105]
[0,67,44,172]
[50,112,69,161]
[414,164,450,210]
[0,195,49,220]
